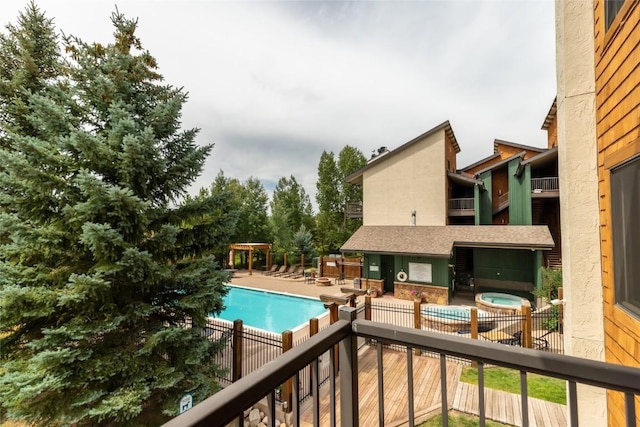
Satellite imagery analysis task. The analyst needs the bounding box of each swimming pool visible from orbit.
[217,286,328,333]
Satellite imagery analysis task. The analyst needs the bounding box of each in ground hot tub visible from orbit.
[420,305,495,332]
[475,292,530,314]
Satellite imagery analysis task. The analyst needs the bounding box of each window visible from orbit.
[605,0,625,31]
[611,155,640,318]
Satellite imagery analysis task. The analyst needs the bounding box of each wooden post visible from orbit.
[301,253,305,270]
[522,305,532,348]
[558,287,564,333]
[284,253,288,268]
[470,308,478,368]
[319,256,323,277]
[282,330,293,412]
[232,320,243,381]
[414,300,421,355]
[248,248,253,275]
[230,249,235,269]
[329,304,339,376]
[365,296,372,321]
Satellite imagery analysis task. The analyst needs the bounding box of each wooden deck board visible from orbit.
[298,345,566,426]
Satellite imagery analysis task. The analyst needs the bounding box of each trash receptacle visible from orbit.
[353,278,361,289]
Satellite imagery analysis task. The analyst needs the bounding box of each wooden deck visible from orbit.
[299,347,461,426]
[453,382,567,427]
[299,347,567,426]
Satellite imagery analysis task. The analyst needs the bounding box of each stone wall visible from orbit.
[394,282,448,305]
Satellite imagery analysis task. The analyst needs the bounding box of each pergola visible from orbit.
[228,243,272,275]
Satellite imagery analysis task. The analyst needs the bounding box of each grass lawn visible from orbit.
[418,412,512,427]
[461,366,566,405]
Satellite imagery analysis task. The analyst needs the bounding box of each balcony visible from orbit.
[346,202,363,219]
[531,177,559,198]
[163,307,640,427]
[448,198,475,216]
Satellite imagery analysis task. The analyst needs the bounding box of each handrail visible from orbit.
[531,176,559,192]
[162,320,352,427]
[164,307,640,427]
[352,319,640,395]
[448,198,474,210]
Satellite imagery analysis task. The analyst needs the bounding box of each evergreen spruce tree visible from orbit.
[0,8,227,426]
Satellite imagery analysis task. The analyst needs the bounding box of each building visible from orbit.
[556,0,640,425]
[341,121,556,304]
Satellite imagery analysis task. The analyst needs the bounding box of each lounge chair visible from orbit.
[262,264,278,275]
[286,266,305,279]
[274,265,297,277]
[266,265,286,276]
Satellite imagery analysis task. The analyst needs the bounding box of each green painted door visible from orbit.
[381,255,395,293]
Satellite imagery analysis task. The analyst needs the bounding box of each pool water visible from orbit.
[217,286,327,333]
[481,294,523,306]
[421,306,490,320]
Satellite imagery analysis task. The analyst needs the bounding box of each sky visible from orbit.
[1,1,557,208]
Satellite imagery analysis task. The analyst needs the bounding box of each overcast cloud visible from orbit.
[1,1,557,208]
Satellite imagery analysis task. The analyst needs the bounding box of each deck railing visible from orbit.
[448,198,475,216]
[532,177,559,192]
[165,307,640,427]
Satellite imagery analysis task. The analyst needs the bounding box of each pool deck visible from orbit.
[228,270,473,306]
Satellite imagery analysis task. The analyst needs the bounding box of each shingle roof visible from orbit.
[340,225,555,257]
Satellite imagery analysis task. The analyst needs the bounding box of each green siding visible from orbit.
[363,254,381,280]
[473,248,534,282]
[534,250,543,291]
[476,171,493,225]
[508,160,532,225]
[395,256,450,287]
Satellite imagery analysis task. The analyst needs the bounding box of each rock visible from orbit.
[261,416,268,424]
[248,408,261,427]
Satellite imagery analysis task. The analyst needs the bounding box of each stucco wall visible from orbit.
[555,0,607,425]
[362,130,446,226]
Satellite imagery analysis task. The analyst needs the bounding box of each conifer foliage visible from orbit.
[0,5,227,425]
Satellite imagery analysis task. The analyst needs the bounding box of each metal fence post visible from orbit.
[232,319,243,382]
[471,308,478,368]
[339,306,359,427]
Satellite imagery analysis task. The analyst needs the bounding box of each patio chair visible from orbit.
[288,266,305,279]
[335,272,345,286]
[305,272,315,284]
[262,264,278,275]
[275,265,297,277]
[266,265,286,276]
[283,265,303,278]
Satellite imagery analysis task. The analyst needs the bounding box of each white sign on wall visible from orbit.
[409,262,432,283]
[369,265,379,272]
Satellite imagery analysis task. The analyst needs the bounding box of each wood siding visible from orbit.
[508,159,533,225]
[594,0,640,424]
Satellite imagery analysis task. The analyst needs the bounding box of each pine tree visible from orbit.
[0,8,227,426]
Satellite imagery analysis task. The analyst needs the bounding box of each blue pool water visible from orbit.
[422,306,490,320]
[217,286,327,333]
[479,292,524,307]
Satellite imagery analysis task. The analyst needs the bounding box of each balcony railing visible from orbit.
[346,202,363,219]
[163,307,640,427]
[448,198,475,216]
[532,177,559,193]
